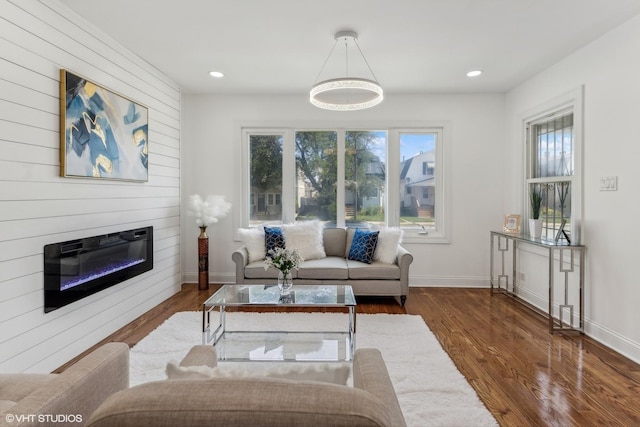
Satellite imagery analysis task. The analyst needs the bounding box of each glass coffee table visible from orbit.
[202,284,356,362]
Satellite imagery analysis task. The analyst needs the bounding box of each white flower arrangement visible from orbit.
[188,194,231,227]
[264,247,303,275]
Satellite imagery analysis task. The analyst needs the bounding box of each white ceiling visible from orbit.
[59,0,640,95]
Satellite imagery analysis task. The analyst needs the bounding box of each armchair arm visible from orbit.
[5,343,128,426]
[353,348,406,427]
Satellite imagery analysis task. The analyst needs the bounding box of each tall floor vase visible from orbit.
[198,226,209,290]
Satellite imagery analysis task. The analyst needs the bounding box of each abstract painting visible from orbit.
[60,69,149,181]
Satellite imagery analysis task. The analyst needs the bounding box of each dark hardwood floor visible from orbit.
[58,285,640,427]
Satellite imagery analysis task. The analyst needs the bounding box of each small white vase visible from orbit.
[277,270,293,295]
[529,219,543,239]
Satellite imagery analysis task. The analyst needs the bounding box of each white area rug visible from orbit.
[130,311,497,427]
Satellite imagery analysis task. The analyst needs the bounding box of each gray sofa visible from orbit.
[87,345,406,427]
[232,227,413,305]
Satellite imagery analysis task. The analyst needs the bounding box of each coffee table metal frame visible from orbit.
[202,284,357,362]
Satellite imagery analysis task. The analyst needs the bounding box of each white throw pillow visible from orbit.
[373,227,403,264]
[237,228,266,263]
[282,220,326,261]
[166,361,350,385]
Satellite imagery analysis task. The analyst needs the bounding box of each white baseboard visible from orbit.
[182,272,236,285]
[408,275,489,288]
[583,319,640,364]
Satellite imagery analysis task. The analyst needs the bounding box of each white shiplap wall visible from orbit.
[0,0,181,372]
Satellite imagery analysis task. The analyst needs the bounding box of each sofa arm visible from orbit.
[231,247,249,284]
[353,348,406,427]
[3,343,129,427]
[396,245,413,304]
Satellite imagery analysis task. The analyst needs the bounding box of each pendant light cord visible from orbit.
[312,39,339,85]
[353,38,379,82]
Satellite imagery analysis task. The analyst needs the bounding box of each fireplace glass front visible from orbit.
[44,226,153,313]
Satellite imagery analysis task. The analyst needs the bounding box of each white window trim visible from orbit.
[521,86,584,244]
[238,128,290,232]
[237,122,451,244]
[390,127,450,244]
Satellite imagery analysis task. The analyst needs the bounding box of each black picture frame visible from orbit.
[554,219,571,244]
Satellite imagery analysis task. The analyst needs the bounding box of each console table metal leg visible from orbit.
[579,249,585,332]
[490,234,495,293]
[549,247,584,334]
[549,247,554,333]
[493,234,513,295]
[512,240,517,295]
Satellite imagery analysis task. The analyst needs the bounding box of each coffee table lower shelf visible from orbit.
[212,330,353,362]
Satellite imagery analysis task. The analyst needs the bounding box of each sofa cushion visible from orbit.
[347,229,379,264]
[373,227,403,264]
[282,220,325,261]
[237,228,266,263]
[264,226,285,253]
[166,362,350,385]
[347,260,401,280]
[297,257,349,280]
[244,261,298,279]
[322,228,347,257]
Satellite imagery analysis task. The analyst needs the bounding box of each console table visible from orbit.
[490,231,585,333]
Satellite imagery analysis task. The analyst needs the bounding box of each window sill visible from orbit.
[402,232,450,244]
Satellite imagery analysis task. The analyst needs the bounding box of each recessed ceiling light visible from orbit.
[209,71,224,78]
[466,70,483,78]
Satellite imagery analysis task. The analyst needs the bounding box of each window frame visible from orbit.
[390,128,449,243]
[522,87,583,244]
[239,123,451,244]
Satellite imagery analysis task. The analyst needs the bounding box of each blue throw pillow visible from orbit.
[264,226,285,253]
[348,229,379,264]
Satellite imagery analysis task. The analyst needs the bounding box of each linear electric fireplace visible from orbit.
[44,226,153,313]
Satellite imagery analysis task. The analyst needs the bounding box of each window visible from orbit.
[345,131,386,227]
[295,131,337,222]
[248,133,283,225]
[524,88,583,242]
[243,125,449,243]
[397,131,442,237]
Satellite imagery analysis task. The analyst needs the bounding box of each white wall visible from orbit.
[0,0,181,372]
[181,93,505,289]
[505,14,640,361]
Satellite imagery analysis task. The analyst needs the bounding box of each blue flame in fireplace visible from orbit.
[60,257,145,291]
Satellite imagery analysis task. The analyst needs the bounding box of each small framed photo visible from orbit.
[503,214,521,233]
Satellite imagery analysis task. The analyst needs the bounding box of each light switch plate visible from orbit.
[600,176,618,191]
